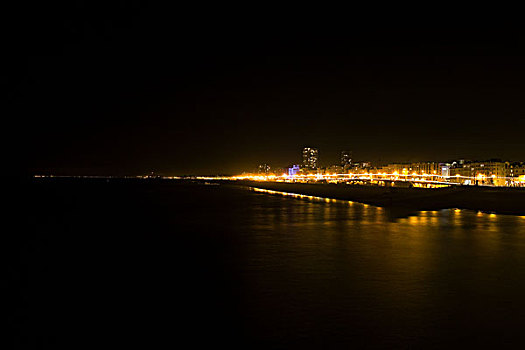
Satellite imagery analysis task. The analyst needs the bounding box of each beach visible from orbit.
[234,180,525,215]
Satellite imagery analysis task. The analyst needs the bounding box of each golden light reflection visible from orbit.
[408,215,419,225]
[252,187,325,202]
[250,187,382,211]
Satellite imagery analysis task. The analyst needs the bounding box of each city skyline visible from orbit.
[9,5,525,176]
[250,146,524,175]
[245,146,525,187]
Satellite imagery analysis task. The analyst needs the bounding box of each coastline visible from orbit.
[29,177,525,216]
[234,180,525,216]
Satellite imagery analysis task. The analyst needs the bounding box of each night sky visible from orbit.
[8,3,525,176]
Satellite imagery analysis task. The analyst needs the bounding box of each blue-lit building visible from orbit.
[288,165,300,176]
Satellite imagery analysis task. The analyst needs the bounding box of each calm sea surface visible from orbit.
[14,180,525,348]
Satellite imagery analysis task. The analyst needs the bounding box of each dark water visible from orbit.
[11,180,525,348]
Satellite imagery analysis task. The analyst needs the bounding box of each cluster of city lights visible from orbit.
[33,173,525,187]
[228,172,525,187]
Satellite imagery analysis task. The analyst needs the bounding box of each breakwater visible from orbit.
[234,181,525,215]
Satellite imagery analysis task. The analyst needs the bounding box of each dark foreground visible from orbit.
[8,178,525,348]
[236,180,525,215]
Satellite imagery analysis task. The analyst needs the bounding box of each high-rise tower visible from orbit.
[341,150,352,169]
[302,147,319,170]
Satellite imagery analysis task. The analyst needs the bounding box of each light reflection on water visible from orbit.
[250,186,524,229]
[241,185,525,347]
[26,180,525,348]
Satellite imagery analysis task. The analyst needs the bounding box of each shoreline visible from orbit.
[234,180,525,216]
[28,177,525,216]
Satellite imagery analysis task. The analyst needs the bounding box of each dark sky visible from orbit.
[8,3,525,175]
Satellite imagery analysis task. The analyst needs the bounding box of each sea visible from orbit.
[10,179,525,348]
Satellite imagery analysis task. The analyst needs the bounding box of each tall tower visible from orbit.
[302,147,319,170]
[341,150,352,169]
[258,164,270,174]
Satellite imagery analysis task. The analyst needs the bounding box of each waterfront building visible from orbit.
[327,165,344,174]
[381,162,439,176]
[413,162,439,175]
[385,163,410,174]
[349,161,372,174]
[448,166,473,185]
[258,164,270,174]
[441,163,451,177]
[302,147,319,170]
[507,162,525,178]
[341,151,352,170]
[449,160,507,186]
[514,166,525,177]
[288,164,300,177]
[472,161,506,186]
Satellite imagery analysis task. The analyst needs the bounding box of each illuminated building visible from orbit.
[350,161,372,174]
[341,151,352,170]
[288,165,300,176]
[384,162,439,176]
[242,154,524,187]
[507,162,525,178]
[258,164,270,174]
[441,164,450,177]
[327,165,343,174]
[448,166,472,185]
[515,166,525,177]
[471,161,506,186]
[302,147,319,170]
[413,162,439,175]
[449,160,507,186]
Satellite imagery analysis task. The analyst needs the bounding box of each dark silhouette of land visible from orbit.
[235,181,525,215]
